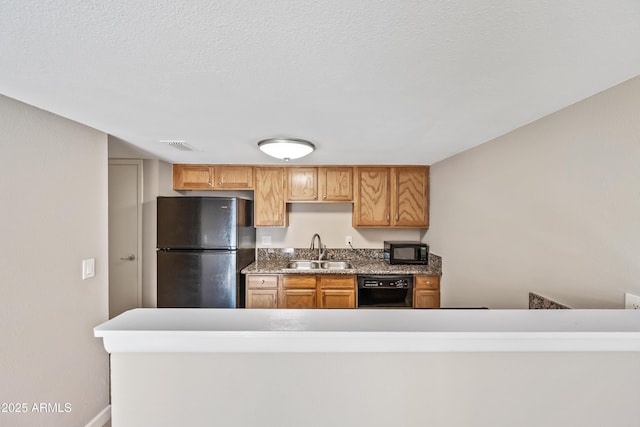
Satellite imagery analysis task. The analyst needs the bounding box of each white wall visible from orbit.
[0,95,110,425]
[426,75,640,309]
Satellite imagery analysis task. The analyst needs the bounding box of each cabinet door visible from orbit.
[214,166,253,189]
[393,167,429,228]
[414,289,440,309]
[173,165,214,190]
[353,167,391,227]
[246,289,278,308]
[280,289,317,309]
[319,167,352,202]
[287,167,318,201]
[254,167,287,227]
[320,289,355,308]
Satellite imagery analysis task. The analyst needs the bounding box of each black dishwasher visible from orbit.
[357,275,413,308]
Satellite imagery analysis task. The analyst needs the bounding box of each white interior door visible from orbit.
[108,160,143,318]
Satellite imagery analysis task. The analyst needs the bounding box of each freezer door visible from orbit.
[157,250,241,308]
[157,197,237,249]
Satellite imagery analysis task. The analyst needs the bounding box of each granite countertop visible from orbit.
[241,249,442,276]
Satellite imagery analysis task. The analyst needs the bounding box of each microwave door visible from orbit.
[394,247,415,261]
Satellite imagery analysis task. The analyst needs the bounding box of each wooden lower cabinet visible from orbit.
[246,274,279,309]
[414,290,440,309]
[413,275,440,309]
[318,275,356,309]
[281,289,317,309]
[247,273,438,309]
[320,289,355,309]
[280,275,317,309]
[247,289,278,309]
[246,274,356,309]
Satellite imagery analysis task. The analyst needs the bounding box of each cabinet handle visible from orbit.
[395,213,399,221]
[323,195,327,200]
[218,181,222,185]
[260,279,265,284]
[314,195,317,200]
[208,182,213,187]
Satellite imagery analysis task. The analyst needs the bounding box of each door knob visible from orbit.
[120,254,136,261]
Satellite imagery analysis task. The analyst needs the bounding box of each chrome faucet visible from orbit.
[309,233,326,261]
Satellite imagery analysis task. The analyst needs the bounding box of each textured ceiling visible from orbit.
[1,1,639,165]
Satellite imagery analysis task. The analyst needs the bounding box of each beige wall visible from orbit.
[0,95,110,425]
[110,352,640,427]
[426,75,640,309]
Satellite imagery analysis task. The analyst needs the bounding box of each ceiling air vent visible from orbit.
[161,140,197,151]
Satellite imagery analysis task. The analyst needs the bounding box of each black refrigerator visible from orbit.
[157,197,255,308]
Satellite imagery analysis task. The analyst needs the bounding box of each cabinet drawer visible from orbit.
[247,275,279,289]
[414,275,440,290]
[318,275,356,289]
[282,275,317,289]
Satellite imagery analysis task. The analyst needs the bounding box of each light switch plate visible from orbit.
[82,258,95,280]
[261,236,272,246]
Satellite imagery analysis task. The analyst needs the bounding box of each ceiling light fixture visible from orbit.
[257,138,316,161]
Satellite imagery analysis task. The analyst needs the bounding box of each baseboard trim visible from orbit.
[85,405,111,427]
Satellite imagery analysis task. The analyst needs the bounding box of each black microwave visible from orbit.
[383,241,429,265]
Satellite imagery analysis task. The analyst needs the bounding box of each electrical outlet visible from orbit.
[346,236,352,247]
[261,236,272,246]
[624,293,640,309]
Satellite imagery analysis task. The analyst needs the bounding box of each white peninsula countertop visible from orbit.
[94,308,640,353]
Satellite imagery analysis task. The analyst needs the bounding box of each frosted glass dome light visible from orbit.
[257,138,316,161]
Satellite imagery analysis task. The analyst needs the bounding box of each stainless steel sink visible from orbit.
[284,260,354,270]
[320,260,354,269]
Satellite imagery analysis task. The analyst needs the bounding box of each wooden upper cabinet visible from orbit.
[287,167,353,202]
[393,166,429,228]
[287,167,318,201]
[173,164,214,189]
[254,167,287,227]
[214,166,253,189]
[173,164,253,190]
[353,166,429,228]
[319,167,352,201]
[353,167,391,227]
